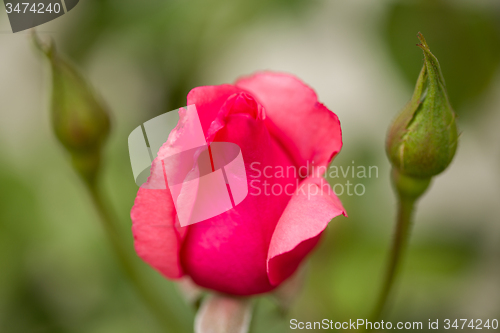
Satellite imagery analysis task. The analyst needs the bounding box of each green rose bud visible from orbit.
[386,33,458,179]
[33,33,110,184]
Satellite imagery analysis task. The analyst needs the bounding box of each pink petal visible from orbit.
[236,72,343,177]
[131,187,187,279]
[187,85,245,139]
[132,105,204,278]
[131,104,206,277]
[181,93,297,295]
[267,177,346,286]
[132,92,222,278]
[130,88,262,285]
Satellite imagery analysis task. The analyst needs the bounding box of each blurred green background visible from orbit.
[1,0,500,332]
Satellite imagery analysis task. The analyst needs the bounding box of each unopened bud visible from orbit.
[33,33,110,183]
[386,33,458,179]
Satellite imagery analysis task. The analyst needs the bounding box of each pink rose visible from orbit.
[131,72,346,296]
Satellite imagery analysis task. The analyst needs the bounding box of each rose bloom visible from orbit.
[131,72,346,296]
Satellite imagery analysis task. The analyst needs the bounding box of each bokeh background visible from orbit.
[1,0,500,332]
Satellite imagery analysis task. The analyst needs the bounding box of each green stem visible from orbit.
[372,196,415,321]
[371,169,431,322]
[84,180,185,333]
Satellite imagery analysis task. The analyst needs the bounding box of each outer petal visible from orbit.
[267,177,346,286]
[131,101,206,277]
[236,72,342,176]
[181,92,297,295]
[131,85,240,275]
[131,187,186,279]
